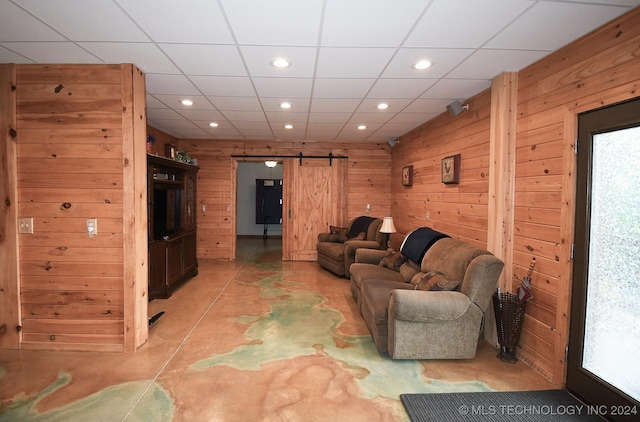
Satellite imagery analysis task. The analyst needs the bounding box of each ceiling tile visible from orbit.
[78,42,180,74]
[381,48,474,79]
[0,2,65,41]
[449,49,549,79]
[222,110,268,122]
[152,95,215,110]
[221,0,323,46]
[177,109,225,121]
[348,112,395,125]
[321,0,428,47]
[159,44,247,76]
[192,76,255,96]
[265,111,309,123]
[307,113,352,123]
[316,47,396,78]
[209,96,263,111]
[262,99,311,113]
[405,0,535,48]
[145,74,200,96]
[0,45,34,63]
[486,2,631,50]
[240,46,317,78]
[1,42,101,63]
[116,0,234,44]
[252,77,312,98]
[368,78,438,99]
[312,79,376,99]
[310,98,361,113]
[356,98,413,113]
[15,0,149,42]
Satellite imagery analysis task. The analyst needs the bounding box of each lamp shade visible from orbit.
[379,217,396,234]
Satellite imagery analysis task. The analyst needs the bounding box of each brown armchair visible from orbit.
[316,216,385,277]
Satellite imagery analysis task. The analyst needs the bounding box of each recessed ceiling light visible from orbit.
[181,99,194,106]
[413,60,433,70]
[209,122,218,127]
[280,102,292,109]
[284,124,293,129]
[377,103,389,110]
[271,58,291,68]
[357,125,367,130]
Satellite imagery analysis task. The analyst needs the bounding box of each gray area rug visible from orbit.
[401,390,604,421]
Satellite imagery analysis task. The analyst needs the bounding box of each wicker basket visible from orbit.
[492,291,527,363]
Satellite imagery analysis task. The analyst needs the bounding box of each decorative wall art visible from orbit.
[441,154,461,184]
[402,165,413,186]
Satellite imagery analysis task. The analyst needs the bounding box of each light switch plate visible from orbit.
[19,217,34,234]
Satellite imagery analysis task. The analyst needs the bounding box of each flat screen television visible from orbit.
[153,187,181,238]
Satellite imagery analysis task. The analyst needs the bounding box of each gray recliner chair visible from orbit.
[316,216,385,277]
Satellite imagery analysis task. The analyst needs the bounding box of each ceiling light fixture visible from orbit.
[357,125,367,130]
[284,124,293,129]
[280,102,292,109]
[413,60,433,70]
[181,99,194,106]
[377,103,389,110]
[209,122,219,127]
[271,58,291,68]
[265,161,278,168]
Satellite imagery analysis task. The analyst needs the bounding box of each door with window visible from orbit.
[567,98,640,421]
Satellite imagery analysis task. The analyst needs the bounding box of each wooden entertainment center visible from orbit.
[147,154,198,300]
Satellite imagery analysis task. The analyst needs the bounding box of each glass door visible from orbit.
[567,98,640,421]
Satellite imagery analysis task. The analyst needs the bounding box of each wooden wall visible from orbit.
[512,8,640,386]
[393,89,492,250]
[172,138,391,259]
[9,64,148,352]
[393,8,640,386]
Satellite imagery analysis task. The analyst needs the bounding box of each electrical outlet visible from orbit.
[425,210,430,220]
[87,218,97,238]
[19,217,34,234]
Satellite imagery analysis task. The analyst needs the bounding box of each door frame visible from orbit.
[566,97,640,415]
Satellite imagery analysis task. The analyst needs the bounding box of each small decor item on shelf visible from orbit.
[176,151,191,163]
[493,257,536,363]
[146,135,156,154]
[164,142,176,159]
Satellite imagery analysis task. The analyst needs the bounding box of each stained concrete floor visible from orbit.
[0,238,553,421]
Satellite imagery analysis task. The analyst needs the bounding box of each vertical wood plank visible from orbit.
[487,72,517,291]
[0,64,20,348]
[121,65,148,351]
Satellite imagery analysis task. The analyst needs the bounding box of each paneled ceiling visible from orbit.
[1,0,639,142]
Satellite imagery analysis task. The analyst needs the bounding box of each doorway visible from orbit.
[567,98,640,420]
[236,161,283,246]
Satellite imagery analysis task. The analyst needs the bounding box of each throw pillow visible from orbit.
[328,226,349,243]
[412,270,459,291]
[379,250,407,271]
[352,232,366,240]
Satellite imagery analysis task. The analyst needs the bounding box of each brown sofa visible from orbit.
[350,235,504,359]
[316,216,386,277]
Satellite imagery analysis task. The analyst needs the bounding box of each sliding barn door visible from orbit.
[282,157,347,261]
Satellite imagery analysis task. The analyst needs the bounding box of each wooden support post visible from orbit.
[0,64,20,349]
[486,72,518,347]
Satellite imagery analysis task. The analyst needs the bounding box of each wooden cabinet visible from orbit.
[147,154,198,300]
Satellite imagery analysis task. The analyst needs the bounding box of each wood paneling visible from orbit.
[175,139,391,260]
[13,64,147,352]
[394,90,492,249]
